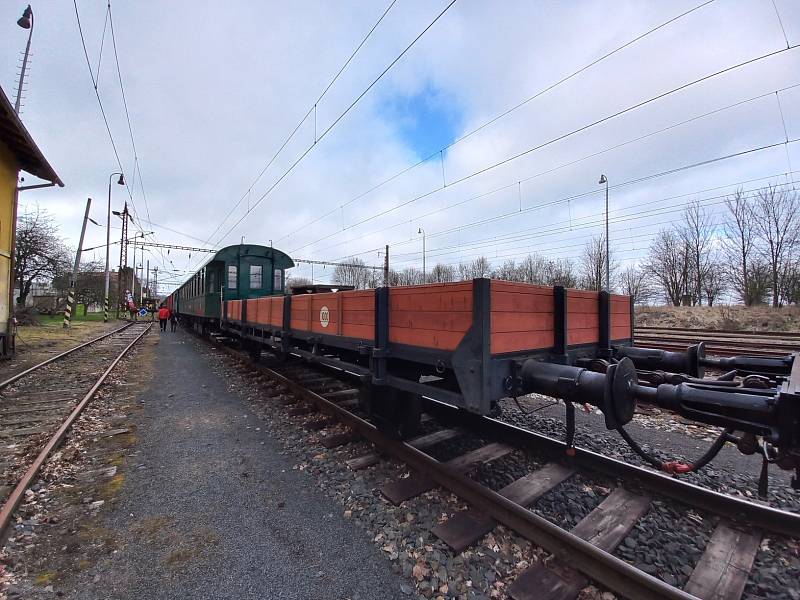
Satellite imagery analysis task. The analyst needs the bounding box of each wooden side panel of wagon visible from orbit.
[490,281,554,354]
[610,293,632,341]
[566,289,600,345]
[388,282,473,351]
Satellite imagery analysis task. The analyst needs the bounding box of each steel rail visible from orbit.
[251,360,697,600]
[0,321,135,390]
[636,326,800,339]
[0,323,152,538]
[446,411,800,538]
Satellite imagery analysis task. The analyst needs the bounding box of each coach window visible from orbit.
[250,265,262,289]
[228,265,237,289]
[273,269,282,292]
[201,269,205,293]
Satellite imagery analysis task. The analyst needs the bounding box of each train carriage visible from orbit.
[170,244,293,332]
[168,242,800,484]
[222,277,634,435]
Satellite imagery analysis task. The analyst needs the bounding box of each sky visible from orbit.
[1,0,799,294]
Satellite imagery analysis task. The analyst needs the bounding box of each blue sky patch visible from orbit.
[381,85,462,159]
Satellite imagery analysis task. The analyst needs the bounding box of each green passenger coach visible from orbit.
[173,244,294,331]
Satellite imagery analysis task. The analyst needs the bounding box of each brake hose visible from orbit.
[616,425,735,474]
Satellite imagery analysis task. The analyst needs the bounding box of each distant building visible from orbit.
[0,84,63,356]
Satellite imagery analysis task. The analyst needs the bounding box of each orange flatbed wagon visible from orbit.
[221,278,633,423]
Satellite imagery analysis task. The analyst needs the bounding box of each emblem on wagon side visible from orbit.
[320,306,330,328]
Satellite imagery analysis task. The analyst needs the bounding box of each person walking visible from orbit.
[169,309,178,332]
[158,304,170,332]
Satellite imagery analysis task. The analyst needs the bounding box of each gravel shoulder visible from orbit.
[61,327,409,600]
[0,321,122,380]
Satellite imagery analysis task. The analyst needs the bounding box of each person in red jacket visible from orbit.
[157,305,170,332]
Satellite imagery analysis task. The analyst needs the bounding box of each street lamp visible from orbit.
[418,227,426,282]
[14,5,33,115]
[104,173,124,322]
[598,174,609,292]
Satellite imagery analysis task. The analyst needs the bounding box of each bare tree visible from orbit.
[544,258,577,288]
[751,185,800,306]
[579,234,618,291]
[53,260,106,315]
[645,228,690,306]
[702,256,726,306]
[619,265,652,304]
[681,200,714,305]
[13,208,71,307]
[780,260,800,305]
[517,254,547,284]
[396,267,425,286]
[332,258,374,289]
[458,256,491,279]
[723,189,757,305]
[428,263,456,283]
[492,259,519,282]
[286,275,312,291]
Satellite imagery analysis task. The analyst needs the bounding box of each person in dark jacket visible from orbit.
[169,310,178,332]
[157,305,170,332]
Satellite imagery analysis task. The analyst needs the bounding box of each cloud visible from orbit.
[1,0,798,291]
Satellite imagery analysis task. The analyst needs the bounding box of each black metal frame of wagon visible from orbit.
[220,281,633,429]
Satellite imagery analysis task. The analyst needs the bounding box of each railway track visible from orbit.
[634,326,800,358]
[212,338,799,600]
[0,321,151,537]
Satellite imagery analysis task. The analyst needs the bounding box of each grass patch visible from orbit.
[101,473,125,498]
[34,572,56,586]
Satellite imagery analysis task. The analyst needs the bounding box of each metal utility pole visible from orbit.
[104,173,124,322]
[64,198,91,328]
[418,228,426,282]
[14,5,33,114]
[152,266,158,301]
[145,259,150,300]
[599,174,610,291]
[131,238,136,301]
[383,245,389,287]
[115,202,129,319]
[139,263,144,306]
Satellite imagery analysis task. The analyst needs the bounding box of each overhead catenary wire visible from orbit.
[289,45,800,256]
[304,84,800,258]
[206,0,461,253]
[73,0,136,208]
[203,0,399,246]
[331,137,800,265]
[387,188,793,269]
[277,0,718,245]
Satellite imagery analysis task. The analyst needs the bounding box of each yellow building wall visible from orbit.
[0,142,20,331]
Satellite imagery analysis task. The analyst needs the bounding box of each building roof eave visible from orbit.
[0,85,63,187]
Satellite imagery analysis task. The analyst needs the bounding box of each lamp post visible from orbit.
[418,227,426,282]
[14,5,33,115]
[598,174,610,292]
[104,173,124,322]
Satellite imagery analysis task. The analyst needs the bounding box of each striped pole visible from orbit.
[63,291,74,329]
[64,198,92,329]
[103,296,109,323]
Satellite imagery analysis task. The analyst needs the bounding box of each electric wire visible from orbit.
[73,0,136,208]
[203,0,399,245]
[331,139,800,264]
[289,45,800,255]
[303,84,800,258]
[207,0,461,252]
[277,0,718,244]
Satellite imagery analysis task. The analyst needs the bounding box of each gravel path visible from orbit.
[63,328,409,600]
